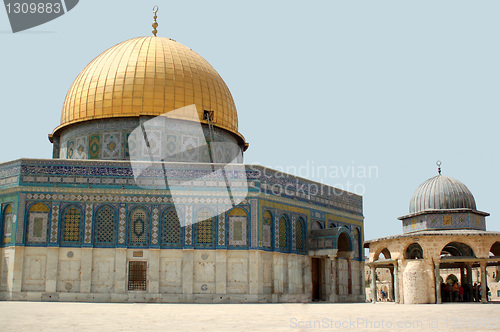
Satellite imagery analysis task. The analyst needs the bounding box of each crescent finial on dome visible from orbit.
[436,160,442,175]
[152,6,159,36]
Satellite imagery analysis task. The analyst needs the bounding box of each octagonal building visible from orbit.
[365,165,500,304]
[0,19,365,303]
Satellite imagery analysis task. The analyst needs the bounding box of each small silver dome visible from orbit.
[409,175,476,214]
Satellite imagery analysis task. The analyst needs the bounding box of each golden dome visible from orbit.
[53,36,244,142]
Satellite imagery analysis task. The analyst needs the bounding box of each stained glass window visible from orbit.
[63,206,81,242]
[130,208,149,244]
[96,205,115,244]
[279,216,288,250]
[196,210,213,245]
[162,208,181,245]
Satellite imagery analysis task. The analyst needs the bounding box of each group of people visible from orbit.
[441,281,489,302]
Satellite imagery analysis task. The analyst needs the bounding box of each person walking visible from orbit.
[458,284,464,302]
[453,282,459,302]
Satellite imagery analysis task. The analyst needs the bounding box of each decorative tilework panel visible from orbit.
[63,207,81,242]
[162,208,181,245]
[66,141,74,159]
[292,216,296,251]
[50,204,59,243]
[250,199,257,248]
[151,206,159,245]
[443,215,453,226]
[84,204,93,244]
[74,136,88,160]
[274,215,279,249]
[89,135,100,160]
[125,132,135,159]
[27,212,48,243]
[185,205,193,227]
[141,129,162,159]
[218,215,225,246]
[262,211,272,248]
[118,204,126,244]
[102,132,122,159]
[181,135,200,162]
[16,195,26,244]
[165,134,179,160]
[96,205,115,244]
[185,225,192,246]
[228,216,247,246]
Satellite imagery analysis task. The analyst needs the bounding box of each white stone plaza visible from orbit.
[1,301,500,331]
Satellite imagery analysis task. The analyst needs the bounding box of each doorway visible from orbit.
[312,258,321,300]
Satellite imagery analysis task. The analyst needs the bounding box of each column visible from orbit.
[389,268,394,301]
[434,262,441,304]
[328,255,338,302]
[480,262,487,303]
[460,265,466,286]
[466,263,473,302]
[394,262,400,304]
[370,265,377,303]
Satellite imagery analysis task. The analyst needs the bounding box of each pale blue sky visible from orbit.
[1,1,499,241]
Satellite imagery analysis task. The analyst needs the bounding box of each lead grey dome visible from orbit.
[409,175,476,214]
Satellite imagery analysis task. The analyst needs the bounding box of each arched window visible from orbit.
[62,206,82,243]
[161,207,181,246]
[311,220,323,230]
[405,242,423,259]
[196,210,214,246]
[228,207,248,247]
[2,204,13,244]
[27,203,49,244]
[440,241,475,258]
[95,205,116,245]
[376,248,391,260]
[279,215,289,251]
[295,218,305,253]
[490,242,500,257]
[337,231,351,252]
[129,207,149,245]
[262,211,273,249]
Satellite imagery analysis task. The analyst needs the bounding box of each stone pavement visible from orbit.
[1,301,500,331]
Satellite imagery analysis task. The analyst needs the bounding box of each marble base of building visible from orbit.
[0,247,364,303]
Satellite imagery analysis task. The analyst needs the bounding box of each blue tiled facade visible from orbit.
[0,159,364,261]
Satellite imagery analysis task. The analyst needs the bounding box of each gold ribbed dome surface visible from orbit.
[54,36,241,139]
